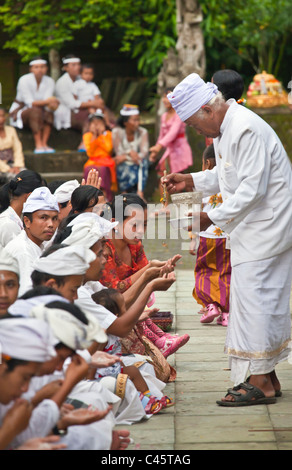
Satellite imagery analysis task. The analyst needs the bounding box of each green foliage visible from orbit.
[200,0,292,75]
[0,0,177,86]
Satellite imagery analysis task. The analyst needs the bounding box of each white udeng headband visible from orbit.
[62,57,81,65]
[29,59,47,66]
[120,108,140,116]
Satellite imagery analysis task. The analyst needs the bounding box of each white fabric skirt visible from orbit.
[225,247,292,385]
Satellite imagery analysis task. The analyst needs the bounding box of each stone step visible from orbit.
[17,128,82,152]
[24,150,87,182]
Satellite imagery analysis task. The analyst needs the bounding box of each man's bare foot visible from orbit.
[110,430,131,450]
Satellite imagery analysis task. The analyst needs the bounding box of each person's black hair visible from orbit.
[0,107,7,114]
[212,69,244,102]
[19,286,63,299]
[70,185,102,214]
[81,63,95,72]
[0,170,44,213]
[4,358,29,372]
[45,300,89,325]
[48,180,66,194]
[31,244,72,287]
[202,144,216,162]
[116,115,130,129]
[104,193,147,223]
[91,288,121,316]
[163,87,173,95]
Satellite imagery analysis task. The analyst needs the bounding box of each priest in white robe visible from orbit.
[163,73,292,406]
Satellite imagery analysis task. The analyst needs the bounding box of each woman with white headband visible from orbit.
[112,104,149,200]
[9,56,59,154]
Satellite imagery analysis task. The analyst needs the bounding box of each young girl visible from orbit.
[191,144,231,326]
[83,112,116,201]
[92,288,174,414]
[100,193,189,357]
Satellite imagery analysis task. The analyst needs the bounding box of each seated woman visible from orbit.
[112,105,149,200]
[0,108,25,179]
[54,184,105,242]
[100,193,189,359]
[83,112,116,201]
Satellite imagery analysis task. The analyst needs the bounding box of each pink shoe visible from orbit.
[156,334,190,358]
[221,312,229,327]
[200,303,221,323]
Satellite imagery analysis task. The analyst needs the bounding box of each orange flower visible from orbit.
[213,227,223,236]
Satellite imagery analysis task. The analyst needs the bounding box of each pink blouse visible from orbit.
[157,112,193,173]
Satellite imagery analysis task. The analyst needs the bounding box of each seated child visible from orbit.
[91,288,174,414]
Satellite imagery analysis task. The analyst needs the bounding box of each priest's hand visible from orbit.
[161,173,194,194]
[187,212,213,232]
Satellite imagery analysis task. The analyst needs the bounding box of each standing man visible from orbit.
[9,57,59,154]
[163,73,292,406]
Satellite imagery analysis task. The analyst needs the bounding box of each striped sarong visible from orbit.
[192,237,231,312]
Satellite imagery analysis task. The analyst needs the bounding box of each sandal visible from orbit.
[160,396,175,409]
[216,382,277,407]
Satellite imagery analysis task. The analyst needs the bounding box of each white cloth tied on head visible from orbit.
[0,246,20,276]
[167,73,219,122]
[54,179,80,204]
[29,59,47,66]
[8,295,68,318]
[0,317,57,362]
[62,57,80,64]
[68,212,118,237]
[29,303,91,350]
[63,218,104,248]
[33,245,96,276]
[120,104,139,116]
[22,187,59,214]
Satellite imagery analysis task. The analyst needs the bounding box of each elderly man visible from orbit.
[163,73,292,406]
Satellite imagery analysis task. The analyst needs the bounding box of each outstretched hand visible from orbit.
[161,172,194,194]
[81,168,102,189]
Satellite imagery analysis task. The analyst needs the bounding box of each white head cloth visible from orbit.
[8,295,68,318]
[22,187,59,214]
[29,59,47,66]
[63,219,104,248]
[33,245,96,276]
[62,57,81,65]
[120,104,139,116]
[68,212,118,237]
[0,317,57,362]
[29,303,92,350]
[167,73,219,122]
[0,246,20,276]
[54,180,80,204]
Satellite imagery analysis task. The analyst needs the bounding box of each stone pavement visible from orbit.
[114,220,292,450]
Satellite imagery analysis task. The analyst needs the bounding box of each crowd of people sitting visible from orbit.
[0,53,196,202]
[0,161,193,450]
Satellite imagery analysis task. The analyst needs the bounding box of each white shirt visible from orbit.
[9,73,56,129]
[0,206,23,247]
[192,100,292,266]
[5,230,45,296]
[72,78,100,103]
[54,73,82,130]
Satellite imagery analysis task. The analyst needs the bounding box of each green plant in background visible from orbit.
[0,0,177,87]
